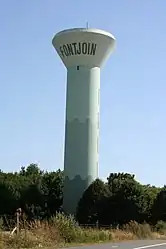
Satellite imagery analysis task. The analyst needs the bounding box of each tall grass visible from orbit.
[0,214,166,248]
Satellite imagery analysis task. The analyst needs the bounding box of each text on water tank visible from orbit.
[59,42,97,58]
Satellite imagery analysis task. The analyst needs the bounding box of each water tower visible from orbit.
[52,28,116,214]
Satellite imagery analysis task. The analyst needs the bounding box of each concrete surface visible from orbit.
[66,240,166,249]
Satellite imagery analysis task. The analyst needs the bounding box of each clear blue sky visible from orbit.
[0,1,166,186]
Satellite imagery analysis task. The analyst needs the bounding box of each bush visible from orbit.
[72,228,112,243]
[155,220,166,234]
[51,212,81,243]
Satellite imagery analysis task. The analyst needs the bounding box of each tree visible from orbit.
[0,182,17,214]
[76,179,110,224]
[0,165,164,226]
[105,173,144,225]
[41,170,64,215]
[151,188,166,223]
[139,185,160,222]
[20,164,43,177]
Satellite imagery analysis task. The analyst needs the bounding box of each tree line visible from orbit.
[0,163,165,226]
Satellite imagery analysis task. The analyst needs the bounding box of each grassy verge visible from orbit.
[0,214,166,249]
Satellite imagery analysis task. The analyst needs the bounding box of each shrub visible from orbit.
[51,212,81,243]
[73,228,112,243]
[155,220,166,234]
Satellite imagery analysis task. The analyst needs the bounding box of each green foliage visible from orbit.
[0,164,64,219]
[155,220,166,234]
[76,178,110,224]
[97,173,145,225]
[0,164,165,228]
[41,170,64,213]
[152,189,166,223]
[51,212,80,242]
[76,172,164,226]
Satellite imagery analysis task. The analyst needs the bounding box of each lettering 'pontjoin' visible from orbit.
[59,42,97,58]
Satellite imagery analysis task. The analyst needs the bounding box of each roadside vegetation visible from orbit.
[0,164,166,248]
[0,214,166,248]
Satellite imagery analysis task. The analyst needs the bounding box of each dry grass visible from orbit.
[111,229,135,241]
[0,215,166,249]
